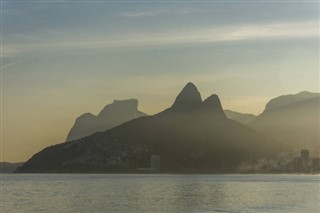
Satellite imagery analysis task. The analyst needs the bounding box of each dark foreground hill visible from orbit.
[66,99,147,142]
[1,162,24,173]
[251,92,320,155]
[17,83,282,173]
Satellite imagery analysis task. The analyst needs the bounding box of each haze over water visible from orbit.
[2,174,319,213]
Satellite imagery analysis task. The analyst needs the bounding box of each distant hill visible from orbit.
[224,110,256,125]
[265,91,319,111]
[251,91,320,155]
[17,83,282,173]
[66,99,147,142]
[0,162,24,173]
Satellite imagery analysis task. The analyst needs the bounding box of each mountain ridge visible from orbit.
[17,82,282,173]
[264,91,320,112]
[66,99,147,142]
[251,93,320,155]
[224,110,256,124]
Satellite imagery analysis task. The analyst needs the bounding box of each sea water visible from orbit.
[1,174,319,213]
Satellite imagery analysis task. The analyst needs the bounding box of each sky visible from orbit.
[1,1,319,162]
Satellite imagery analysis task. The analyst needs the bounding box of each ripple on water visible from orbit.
[1,174,320,213]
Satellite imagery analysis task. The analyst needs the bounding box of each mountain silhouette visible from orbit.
[251,92,320,155]
[170,82,202,111]
[0,162,24,173]
[264,91,319,111]
[66,99,147,142]
[224,110,256,125]
[17,83,282,173]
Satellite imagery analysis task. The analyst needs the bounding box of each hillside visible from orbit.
[66,99,147,142]
[0,162,24,173]
[17,83,282,173]
[251,92,320,155]
[224,110,256,125]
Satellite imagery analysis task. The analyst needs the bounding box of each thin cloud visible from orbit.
[1,45,21,58]
[120,10,168,17]
[119,8,199,17]
[0,59,22,69]
[15,21,319,53]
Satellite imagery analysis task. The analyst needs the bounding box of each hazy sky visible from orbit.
[1,1,319,162]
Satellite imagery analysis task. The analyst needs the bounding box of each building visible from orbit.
[150,155,161,172]
[292,149,314,173]
[293,157,302,172]
[301,149,309,167]
[312,158,320,173]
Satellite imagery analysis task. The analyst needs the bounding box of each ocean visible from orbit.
[1,174,319,213]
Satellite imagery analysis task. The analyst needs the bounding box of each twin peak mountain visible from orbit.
[17,82,281,173]
[169,82,225,118]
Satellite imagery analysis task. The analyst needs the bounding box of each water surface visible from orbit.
[2,174,319,213]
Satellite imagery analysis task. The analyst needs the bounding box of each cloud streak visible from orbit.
[0,59,22,69]
[120,10,169,17]
[11,21,320,54]
[119,8,199,17]
[1,45,21,58]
